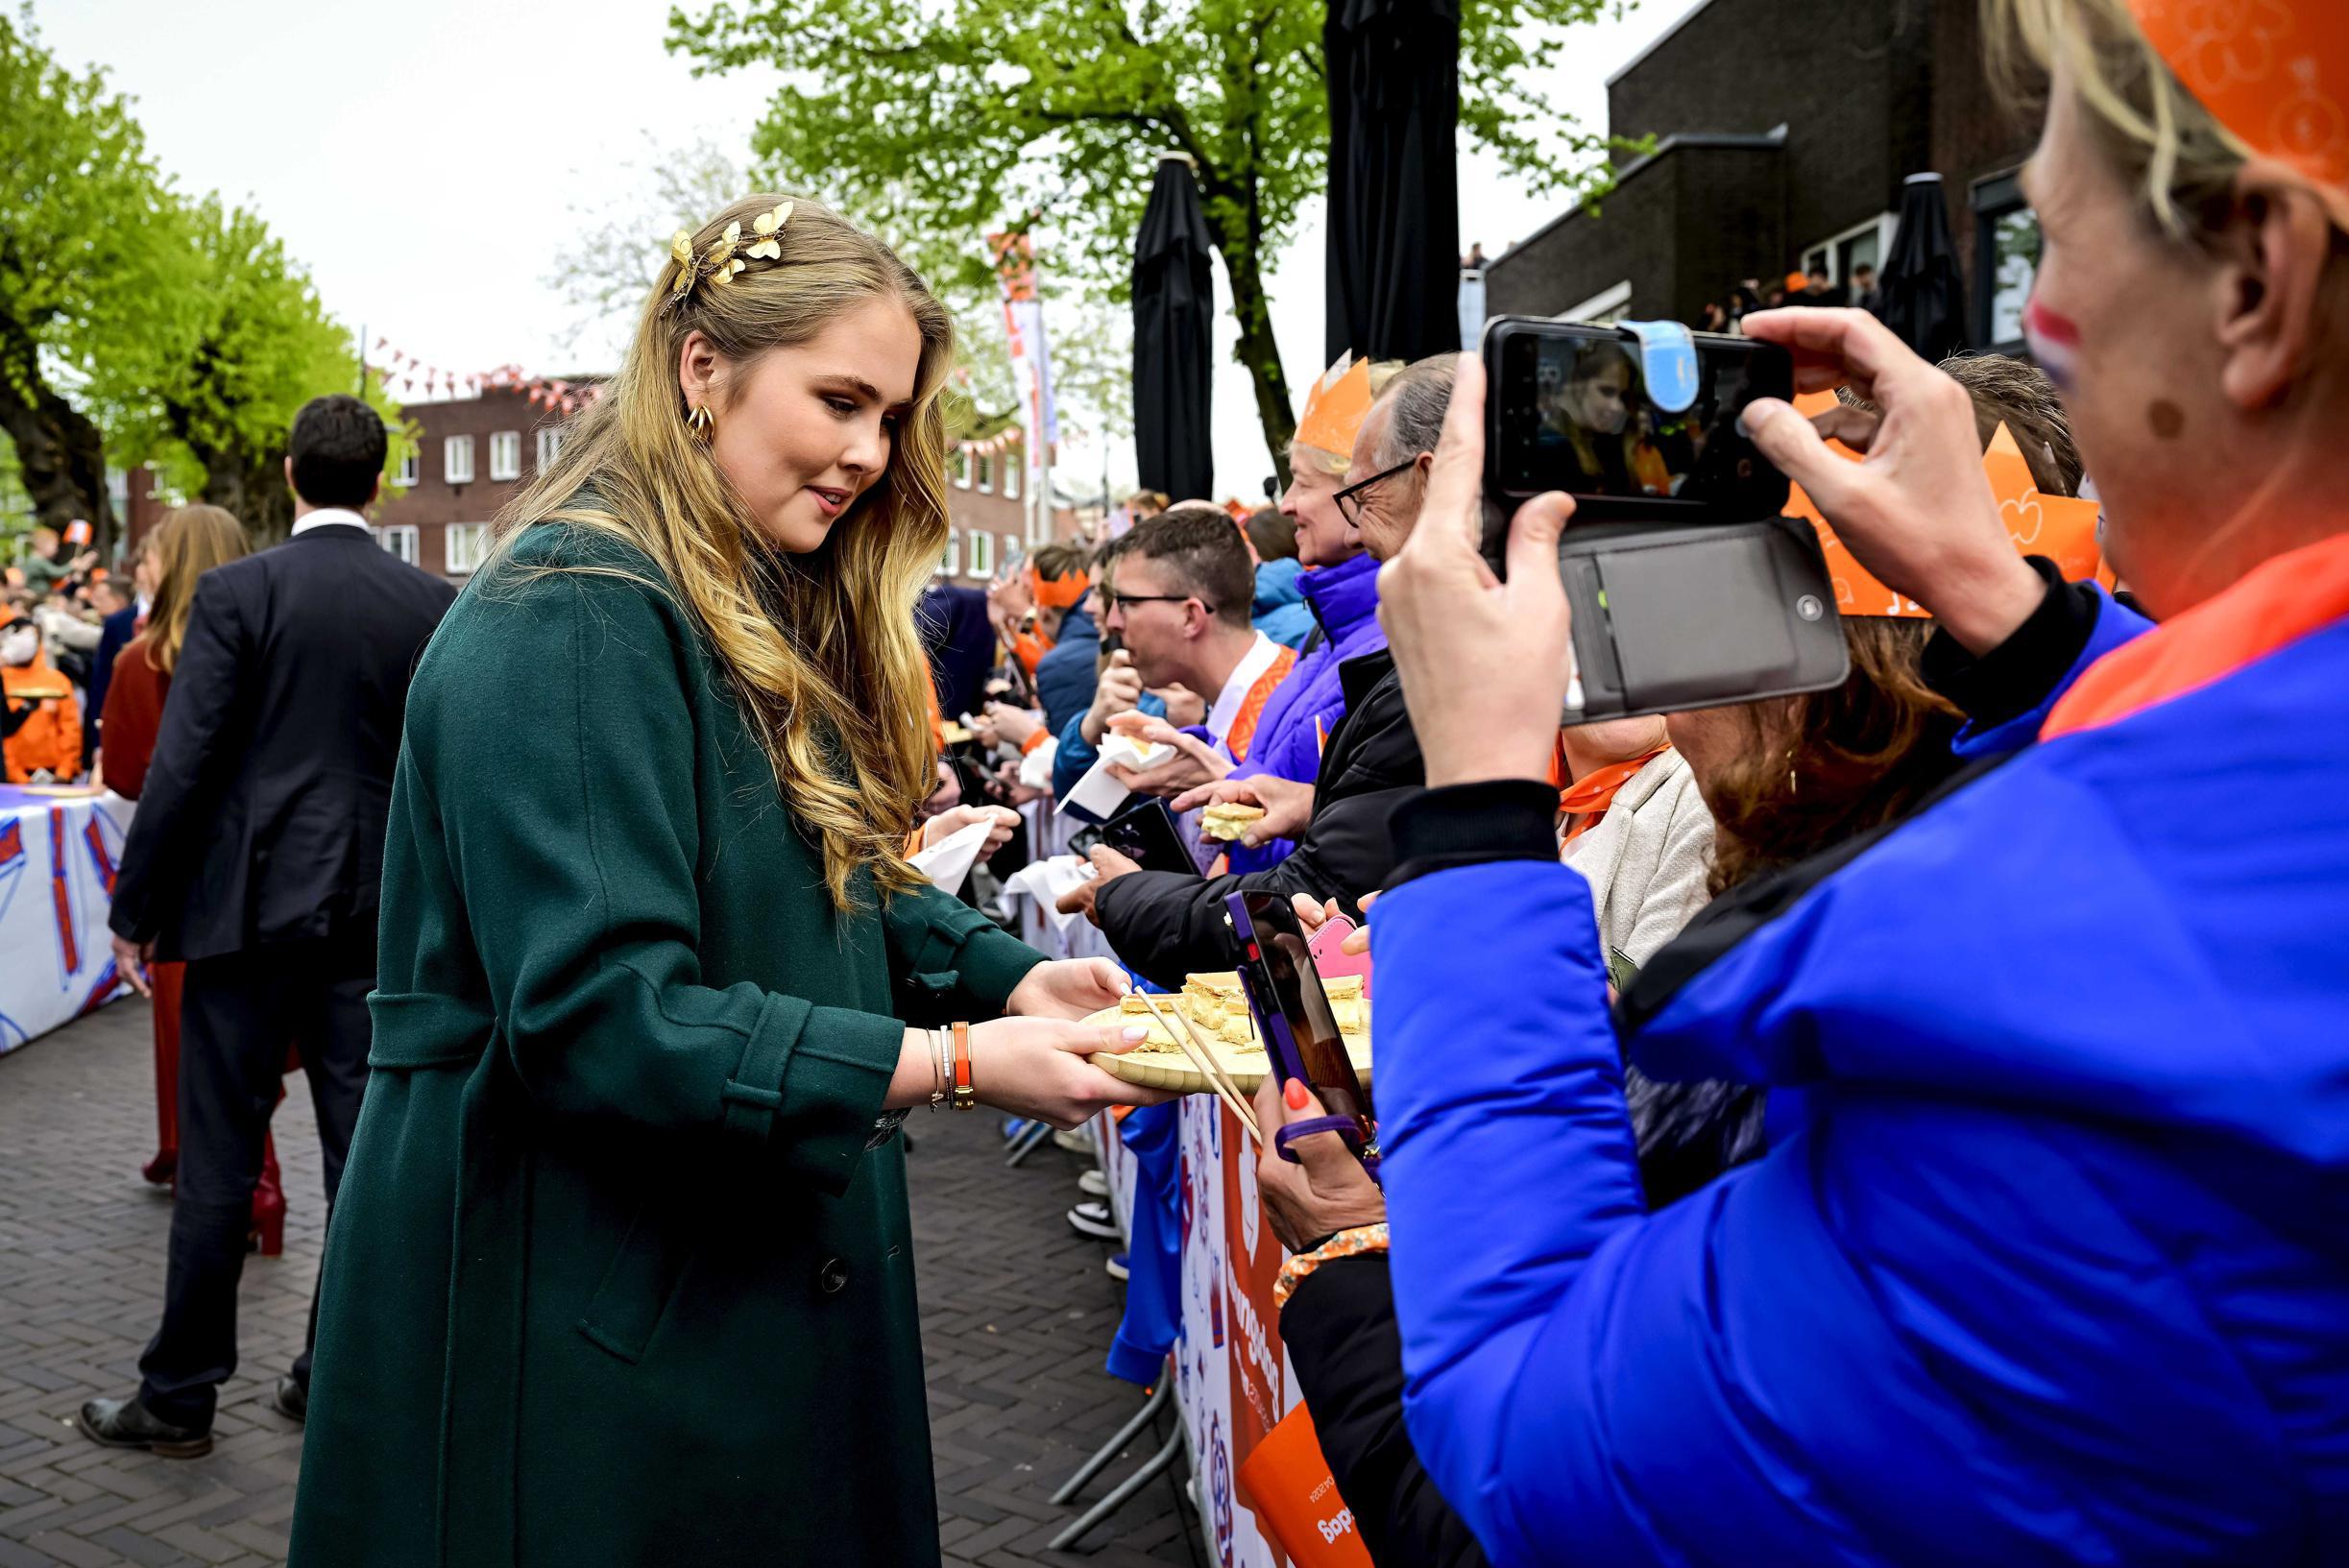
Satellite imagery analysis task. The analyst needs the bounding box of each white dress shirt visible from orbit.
[291,507,369,537]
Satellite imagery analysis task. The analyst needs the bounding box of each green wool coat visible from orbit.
[287,525,1043,1567]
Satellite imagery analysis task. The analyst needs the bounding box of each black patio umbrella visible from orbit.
[1324,0,1462,364]
[1132,154,1215,502]
[1875,173,1970,363]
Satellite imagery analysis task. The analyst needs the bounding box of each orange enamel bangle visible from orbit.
[951,1022,977,1111]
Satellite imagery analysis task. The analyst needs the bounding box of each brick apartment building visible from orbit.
[367,384,1073,588]
[939,442,1078,589]
[1486,0,2044,355]
[368,386,582,584]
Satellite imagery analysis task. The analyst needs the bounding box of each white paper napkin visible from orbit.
[909,817,994,894]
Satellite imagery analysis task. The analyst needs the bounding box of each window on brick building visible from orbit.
[940,532,960,577]
[977,453,994,494]
[966,530,994,579]
[1004,456,1020,500]
[377,525,419,566]
[489,431,521,482]
[1801,212,1896,300]
[952,450,970,489]
[1972,171,2040,355]
[445,435,475,485]
[395,447,419,488]
[447,522,491,575]
[536,426,563,472]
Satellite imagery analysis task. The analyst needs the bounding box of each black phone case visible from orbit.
[1527,516,1853,721]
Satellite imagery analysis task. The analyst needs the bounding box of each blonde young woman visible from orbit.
[289,197,1166,1566]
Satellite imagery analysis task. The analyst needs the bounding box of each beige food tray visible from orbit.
[1083,992,1370,1095]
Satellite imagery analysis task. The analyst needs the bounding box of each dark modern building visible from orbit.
[1486,0,2045,355]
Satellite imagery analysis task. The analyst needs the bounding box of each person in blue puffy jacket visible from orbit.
[1246,508,1316,650]
[1284,5,2349,1562]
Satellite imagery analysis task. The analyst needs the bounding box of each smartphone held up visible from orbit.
[1478,317,1850,721]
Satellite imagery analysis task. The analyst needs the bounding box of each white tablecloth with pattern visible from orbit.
[0,785,134,1058]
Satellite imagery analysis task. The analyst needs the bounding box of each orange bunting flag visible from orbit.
[1784,390,2111,619]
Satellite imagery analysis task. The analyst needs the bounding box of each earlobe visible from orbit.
[2216,176,2333,410]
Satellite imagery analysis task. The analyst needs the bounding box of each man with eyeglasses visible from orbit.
[1065,356,1455,989]
[1053,507,1295,803]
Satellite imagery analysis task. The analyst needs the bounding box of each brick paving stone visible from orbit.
[2,1001,1202,1566]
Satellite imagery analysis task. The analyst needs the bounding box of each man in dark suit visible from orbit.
[79,396,457,1459]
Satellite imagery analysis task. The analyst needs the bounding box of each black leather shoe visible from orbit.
[77,1396,212,1459]
[271,1375,306,1424]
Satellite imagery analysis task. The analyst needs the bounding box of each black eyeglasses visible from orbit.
[1103,591,1213,615]
[1334,458,1417,525]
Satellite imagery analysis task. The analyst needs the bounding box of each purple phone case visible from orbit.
[1226,892,1379,1175]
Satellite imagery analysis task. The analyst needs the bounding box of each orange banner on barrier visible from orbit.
[1237,1404,1375,1567]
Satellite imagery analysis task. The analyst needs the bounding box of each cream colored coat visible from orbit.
[1562,747,1715,977]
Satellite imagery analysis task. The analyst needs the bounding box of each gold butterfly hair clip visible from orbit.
[664,202,794,312]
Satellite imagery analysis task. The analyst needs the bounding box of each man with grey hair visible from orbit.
[1070,354,1456,988]
[1342,354,1459,565]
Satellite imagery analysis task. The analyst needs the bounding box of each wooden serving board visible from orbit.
[1083,1000,1370,1095]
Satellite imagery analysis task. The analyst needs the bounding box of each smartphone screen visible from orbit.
[1237,892,1373,1134]
[1488,321,1791,518]
[1073,798,1199,878]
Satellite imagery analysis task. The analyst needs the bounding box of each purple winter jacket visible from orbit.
[1224,551,1386,873]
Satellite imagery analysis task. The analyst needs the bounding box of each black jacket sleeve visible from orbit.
[1092,661,1422,991]
[1918,555,2103,729]
[1282,1256,1492,1568]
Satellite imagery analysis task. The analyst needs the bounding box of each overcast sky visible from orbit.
[36,0,1704,497]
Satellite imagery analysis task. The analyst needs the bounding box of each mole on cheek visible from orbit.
[2148,399,2186,440]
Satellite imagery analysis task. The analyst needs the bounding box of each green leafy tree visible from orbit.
[0,7,200,553]
[668,0,1623,477]
[2,11,397,551]
[117,197,400,543]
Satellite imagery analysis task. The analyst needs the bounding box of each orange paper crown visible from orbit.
[1028,560,1090,611]
[1785,391,2111,619]
[1294,353,1378,462]
[2129,0,2347,205]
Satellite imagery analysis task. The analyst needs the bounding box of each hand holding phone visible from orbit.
[1228,891,1376,1172]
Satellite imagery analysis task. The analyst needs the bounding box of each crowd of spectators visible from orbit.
[0,519,143,783]
[911,2,2349,1547]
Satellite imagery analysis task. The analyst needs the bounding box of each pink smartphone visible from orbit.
[1308,913,1370,995]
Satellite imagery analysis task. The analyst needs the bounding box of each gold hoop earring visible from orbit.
[686,402,714,445]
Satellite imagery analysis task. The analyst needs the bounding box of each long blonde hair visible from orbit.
[495,194,955,908]
[144,505,252,675]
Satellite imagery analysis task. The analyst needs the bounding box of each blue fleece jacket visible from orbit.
[1251,558,1314,649]
[1370,587,2349,1565]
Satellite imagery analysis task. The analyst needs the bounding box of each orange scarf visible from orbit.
[1223,645,1297,765]
[1558,744,1671,844]
[2045,532,2349,739]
